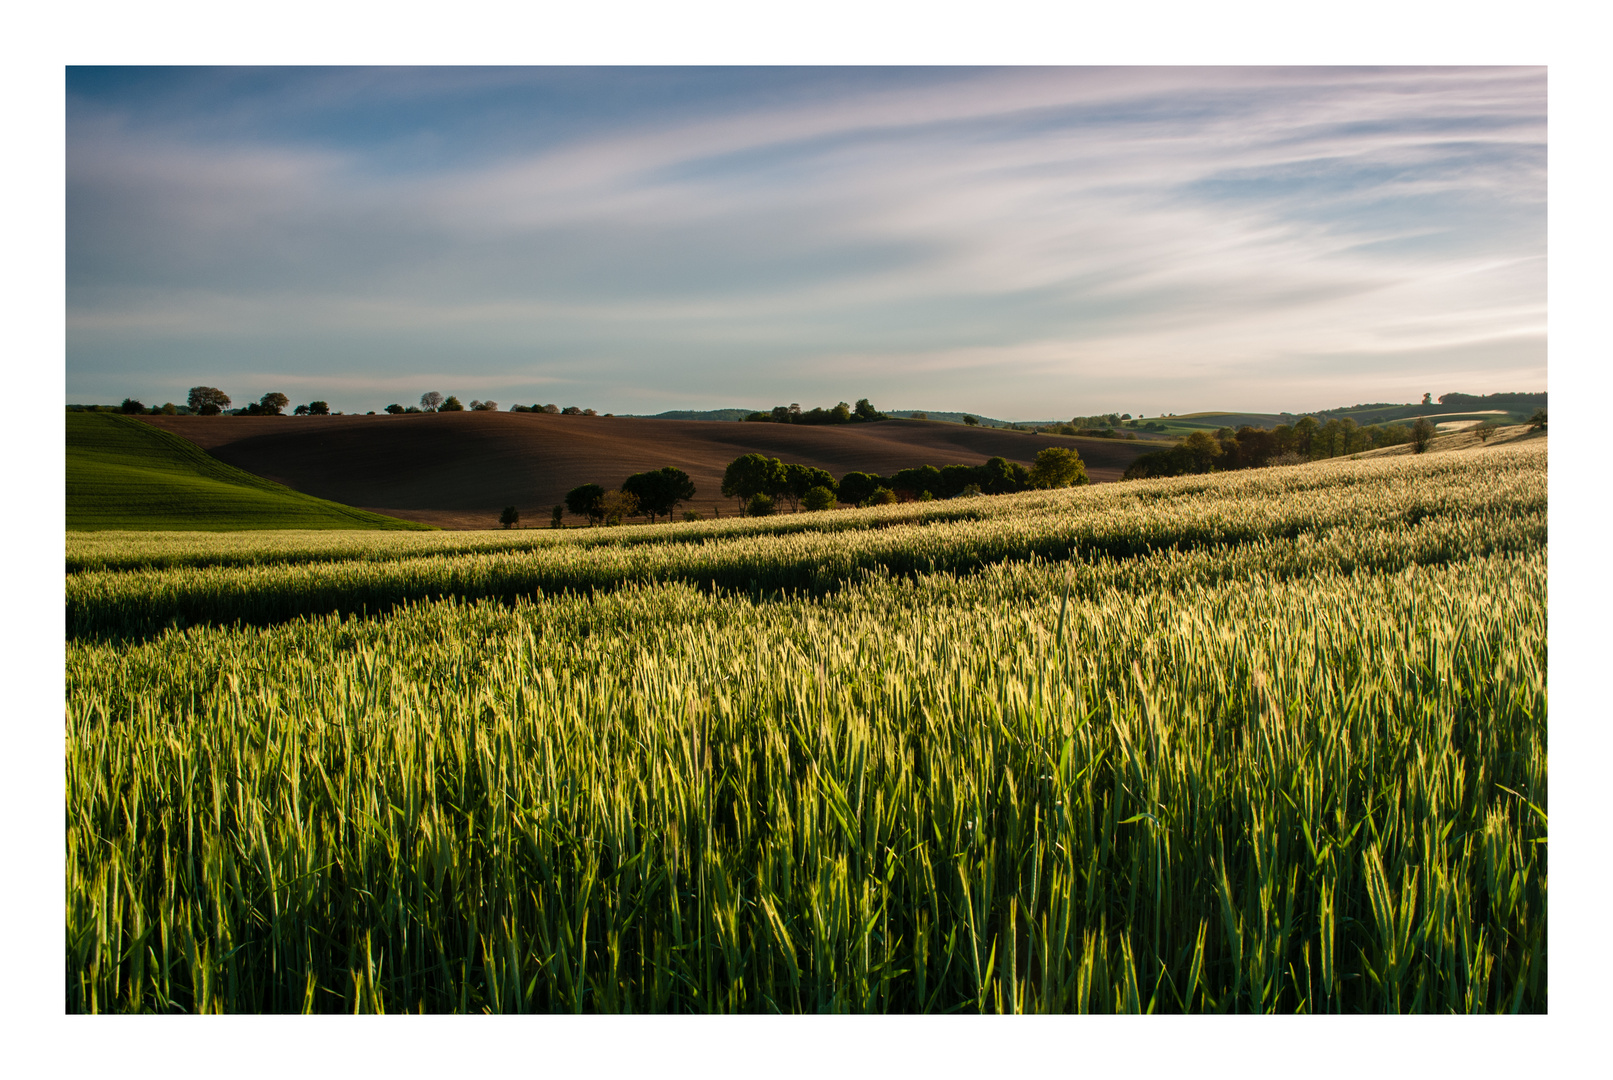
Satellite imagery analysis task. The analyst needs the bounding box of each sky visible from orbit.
[65,66,1547,418]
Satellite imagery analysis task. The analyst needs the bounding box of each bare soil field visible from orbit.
[142,413,1157,529]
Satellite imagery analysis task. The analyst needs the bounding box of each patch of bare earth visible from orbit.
[141,414,1159,530]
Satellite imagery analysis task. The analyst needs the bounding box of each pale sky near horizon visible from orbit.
[66,66,1546,418]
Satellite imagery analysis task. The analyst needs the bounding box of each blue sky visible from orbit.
[66,66,1546,417]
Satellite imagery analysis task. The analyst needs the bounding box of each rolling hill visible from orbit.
[67,412,433,531]
[140,413,1160,529]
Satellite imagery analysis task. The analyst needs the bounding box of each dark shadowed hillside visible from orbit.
[142,413,1157,529]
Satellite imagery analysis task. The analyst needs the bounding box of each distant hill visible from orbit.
[67,412,432,531]
[628,408,755,422]
[886,410,1060,428]
[142,413,1158,530]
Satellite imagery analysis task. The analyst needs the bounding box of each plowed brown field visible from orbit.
[142,413,1159,529]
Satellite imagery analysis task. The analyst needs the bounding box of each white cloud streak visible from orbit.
[67,67,1545,415]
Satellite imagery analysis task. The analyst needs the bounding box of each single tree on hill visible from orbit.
[255,392,289,415]
[385,404,404,414]
[308,400,330,415]
[962,414,978,427]
[420,391,444,412]
[1529,408,1547,431]
[439,396,464,412]
[1411,417,1436,453]
[854,398,883,421]
[499,506,520,529]
[119,398,145,414]
[188,386,230,415]
[293,404,309,416]
[550,505,564,529]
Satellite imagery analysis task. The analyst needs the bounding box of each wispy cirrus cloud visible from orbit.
[67,66,1544,415]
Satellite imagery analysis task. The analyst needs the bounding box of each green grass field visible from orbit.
[65,442,1546,1013]
[66,412,432,532]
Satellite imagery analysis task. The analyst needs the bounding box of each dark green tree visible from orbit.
[499,506,520,529]
[835,471,885,506]
[977,456,1030,494]
[565,483,607,525]
[188,386,230,415]
[1528,408,1547,431]
[550,505,564,528]
[721,454,788,507]
[622,467,697,522]
[119,398,144,414]
[308,401,330,415]
[782,463,835,511]
[1411,417,1437,453]
[439,396,465,412]
[962,414,978,427]
[1291,416,1319,458]
[746,493,775,517]
[937,464,978,498]
[259,392,290,416]
[853,398,883,421]
[889,465,943,499]
[385,404,405,415]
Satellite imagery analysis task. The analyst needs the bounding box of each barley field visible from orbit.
[64,442,1546,1013]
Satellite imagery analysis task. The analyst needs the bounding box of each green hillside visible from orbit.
[67,412,433,531]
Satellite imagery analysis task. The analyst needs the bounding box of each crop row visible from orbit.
[66,550,1546,1013]
[66,446,1545,640]
[65,442,1544,573]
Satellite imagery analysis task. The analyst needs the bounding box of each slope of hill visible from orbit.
[630,408,754,421]
[67,412,433,531]
[141,413,1159,529]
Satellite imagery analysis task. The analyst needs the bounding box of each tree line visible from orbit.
[1437,391,1547,406]
[73,388,622,419]
[560,467,699,528]
[1120,412,1532,480]
[542,446,1090,528]
[718,447,1088,517]
[741,399,884,424]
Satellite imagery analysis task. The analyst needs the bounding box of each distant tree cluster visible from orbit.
[562,467,697,527]
[508,403,603,415]
[1038,413,1140,439]
[717,447,1087,515]
[741,399,883,424]
[1438,391,1548,406]
[1123,416,1424,480]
